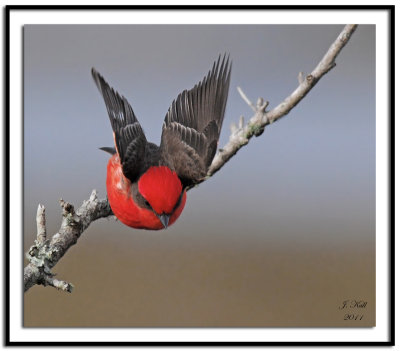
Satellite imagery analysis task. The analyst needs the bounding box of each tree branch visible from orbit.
[24,190,112,292]
[24,24,357,292]
[206,24,358,178]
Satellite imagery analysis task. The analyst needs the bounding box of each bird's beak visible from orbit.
[158,214,170,229]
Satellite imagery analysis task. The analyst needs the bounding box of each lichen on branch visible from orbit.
[24,190,112,292]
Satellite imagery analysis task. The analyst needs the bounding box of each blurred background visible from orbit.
[24,24,375,327]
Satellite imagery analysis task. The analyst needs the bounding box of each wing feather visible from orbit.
[160,55,231,188]
[92,68,147,182]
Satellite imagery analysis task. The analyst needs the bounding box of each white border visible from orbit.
[9,8,390,343]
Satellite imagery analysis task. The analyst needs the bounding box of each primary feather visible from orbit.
[160,54,232,188]
[92,68,147,182]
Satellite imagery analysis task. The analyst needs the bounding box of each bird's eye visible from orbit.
[144,200,150,207]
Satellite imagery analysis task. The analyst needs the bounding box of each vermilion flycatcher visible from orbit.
[92,56,231,230]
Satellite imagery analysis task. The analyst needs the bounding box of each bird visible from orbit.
[92,55,231,230]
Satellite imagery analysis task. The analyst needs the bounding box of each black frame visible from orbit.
[5,4,394,346]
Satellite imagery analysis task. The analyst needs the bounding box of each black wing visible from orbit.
[160,55,231,188]
[92,68,147,182]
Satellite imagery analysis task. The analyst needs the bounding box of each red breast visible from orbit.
[106,154,186,230]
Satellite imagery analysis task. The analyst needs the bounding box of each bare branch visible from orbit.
[36,204,46,244]
[43,275,74,293]
[24,25,358,292]
[298,71,305,85]
[206,24,357,177]
[237,86,257,112]
[24,190,112,292]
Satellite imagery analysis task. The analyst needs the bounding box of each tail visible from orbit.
[99,147,116,155]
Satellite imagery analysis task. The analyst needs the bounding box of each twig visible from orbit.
[298,71,305,85]
[36,204,46,244]
[43,275,74,293]
[237,86,257,112]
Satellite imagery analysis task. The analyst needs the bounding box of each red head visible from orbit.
[138,166,183,216]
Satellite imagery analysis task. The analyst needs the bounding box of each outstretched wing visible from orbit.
[92,68,147,182]
[160,55,231,188]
